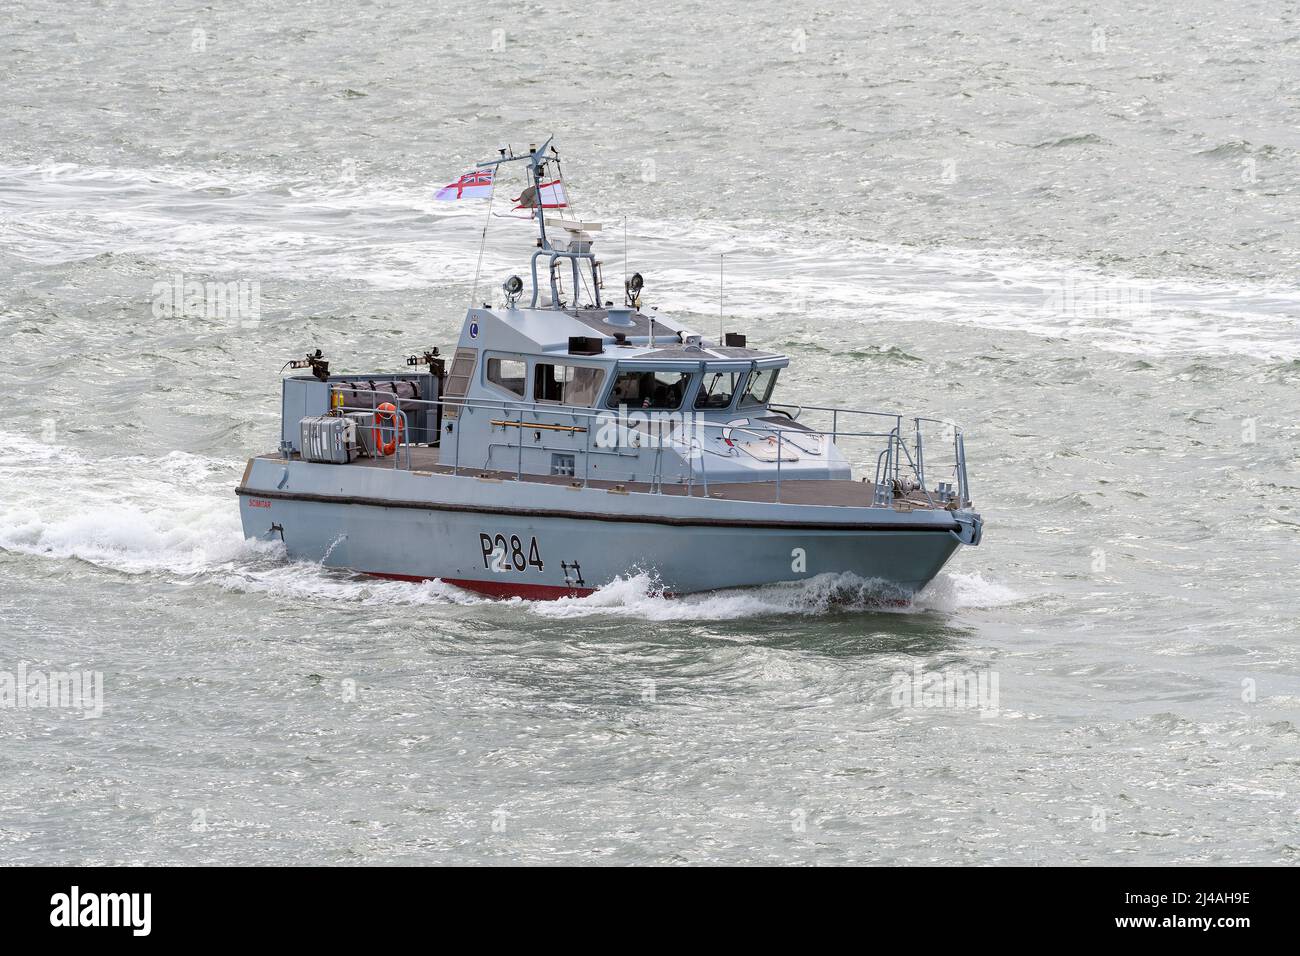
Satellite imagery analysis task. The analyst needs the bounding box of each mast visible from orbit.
[475,137,603,310]
[528,140,551,252]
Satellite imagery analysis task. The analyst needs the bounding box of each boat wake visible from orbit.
[521,569,1021,621]
[3,161,1297,360]
[0,435,256,575]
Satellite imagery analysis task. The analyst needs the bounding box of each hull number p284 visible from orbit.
[480,533,544,573]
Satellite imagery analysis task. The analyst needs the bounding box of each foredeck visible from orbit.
[256,447,952,511]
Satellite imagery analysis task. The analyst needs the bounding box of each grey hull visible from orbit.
[237,457,973,599]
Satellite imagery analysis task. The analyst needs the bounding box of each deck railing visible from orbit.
[320,387,971,508]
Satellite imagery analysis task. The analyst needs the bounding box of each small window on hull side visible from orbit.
[486,357,527,398]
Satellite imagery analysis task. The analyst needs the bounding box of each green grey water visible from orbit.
[0,0,1296,864]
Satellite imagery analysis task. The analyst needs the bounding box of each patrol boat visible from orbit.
[236,141,982,599]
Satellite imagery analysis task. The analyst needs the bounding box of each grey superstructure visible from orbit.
[237,141,983,599]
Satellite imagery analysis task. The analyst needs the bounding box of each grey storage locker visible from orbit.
[299,416,354,464]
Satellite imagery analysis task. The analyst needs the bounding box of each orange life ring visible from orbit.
[373,402,403,456]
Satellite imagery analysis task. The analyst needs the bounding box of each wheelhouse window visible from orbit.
[739,368,780,407]
[534,363,606,406]
[486,356,527,398]
[606,369,692,410]
[694,370,741,410]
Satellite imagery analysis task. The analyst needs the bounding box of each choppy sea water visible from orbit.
[1,0,1297,864]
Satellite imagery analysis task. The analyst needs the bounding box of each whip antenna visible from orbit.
[719,253,725,344]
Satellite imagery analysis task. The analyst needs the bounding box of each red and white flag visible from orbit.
[513,179,567,210]
[435,168,495,201]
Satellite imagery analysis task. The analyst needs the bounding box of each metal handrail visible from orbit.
[330,387,967,438]
[323,386,971,508]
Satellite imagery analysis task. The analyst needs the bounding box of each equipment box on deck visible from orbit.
[299,415,355,464]
[281,371,440,453]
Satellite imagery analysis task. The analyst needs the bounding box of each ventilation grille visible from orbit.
[442,347,477,419]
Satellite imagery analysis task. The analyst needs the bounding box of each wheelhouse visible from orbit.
[602,360,786,415]
[474,347,789,419]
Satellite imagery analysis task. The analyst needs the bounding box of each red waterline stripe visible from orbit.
[366,571,597,600]
[365,572,904,606]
